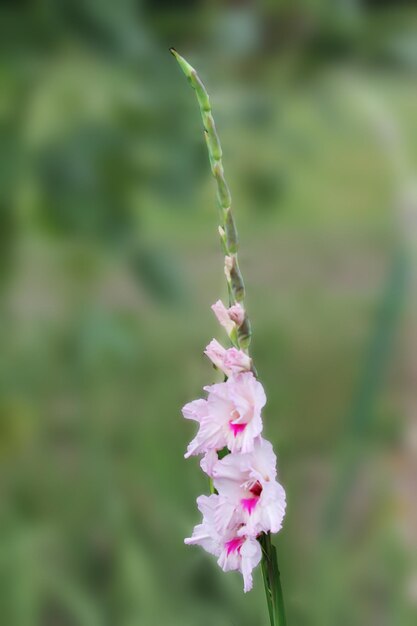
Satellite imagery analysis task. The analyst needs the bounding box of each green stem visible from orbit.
[171,49,286,624]
[260,533,287,626]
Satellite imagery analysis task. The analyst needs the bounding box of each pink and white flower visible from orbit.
[182,371,266,457]
[211,299,245,335]
[204,339,252,377]
[185,494,262,592]
[212,438,286,536]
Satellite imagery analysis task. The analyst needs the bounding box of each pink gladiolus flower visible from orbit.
[204,339,252,377]
[212,438,286,536]
[211,300,245,335]
[182,372,266,457]
[185,494,262,592]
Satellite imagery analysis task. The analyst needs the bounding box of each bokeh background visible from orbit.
[1,1,417,624]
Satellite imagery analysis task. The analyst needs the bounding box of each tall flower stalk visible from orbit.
[171,49,287,625]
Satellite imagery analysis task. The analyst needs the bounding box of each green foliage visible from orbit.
[0,1,416,625]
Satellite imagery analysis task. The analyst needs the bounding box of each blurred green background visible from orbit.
[0,1,416,624]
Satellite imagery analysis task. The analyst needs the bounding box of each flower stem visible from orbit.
[171,49,286,624]
[260,533,287,626]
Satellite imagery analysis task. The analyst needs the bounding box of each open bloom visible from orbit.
[182,371,266,457]
[185,494,262,592]
[211,299,245,336]
[204,339,252,377]
[212,438,286,537]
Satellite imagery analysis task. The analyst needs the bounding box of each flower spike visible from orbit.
[173,50,287,621]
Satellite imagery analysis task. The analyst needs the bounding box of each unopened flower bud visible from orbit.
[224,255,234,282]
[204,338,251,376]
[228,302,245,327]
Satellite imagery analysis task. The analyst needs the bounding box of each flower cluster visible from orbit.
[182,301,286,592]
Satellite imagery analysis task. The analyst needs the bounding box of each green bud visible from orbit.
[203,131,216,173]
[218,226,228,255]
[203,113,222,161]
[224,207,238,253]
[238,316,252,349]
[229,325,239,348]
[170,48,194,78]
[213,163,232,209]
[230,260,245,302]
[193,74,211,113]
